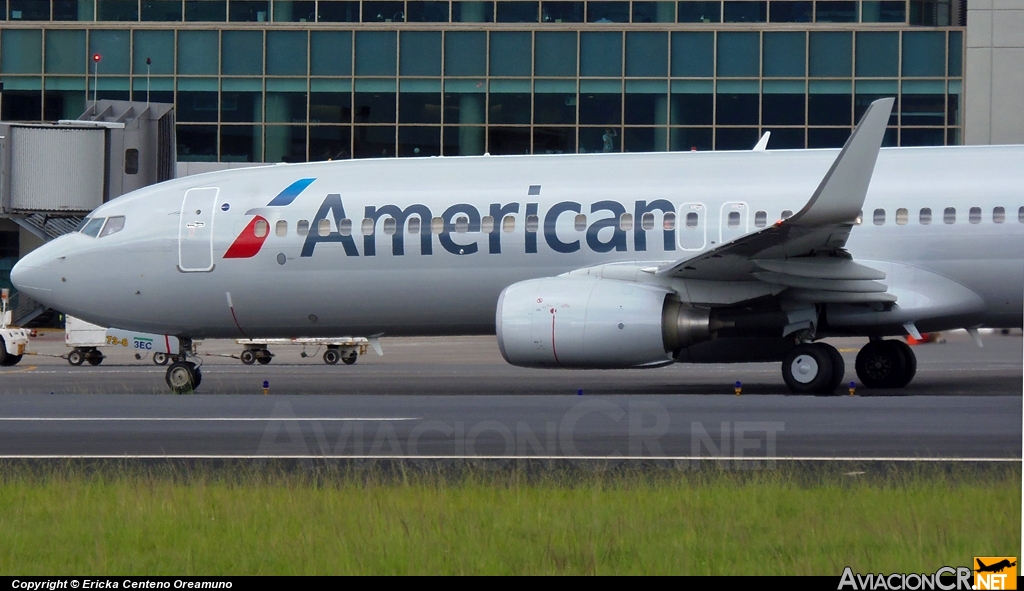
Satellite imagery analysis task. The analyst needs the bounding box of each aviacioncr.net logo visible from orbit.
[838,567,973,591]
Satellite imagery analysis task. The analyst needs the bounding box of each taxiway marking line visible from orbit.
[0,417,418,422]
[0,455,1015,462]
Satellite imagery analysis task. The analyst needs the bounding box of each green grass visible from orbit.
[0,462,1017,575]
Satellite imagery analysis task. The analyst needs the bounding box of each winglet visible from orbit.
[753,131,771,152]
[788,98,894,227]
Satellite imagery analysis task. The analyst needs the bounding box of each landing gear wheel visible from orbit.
[342,352,357,365]
[855,340,909,389]
[193,367,203,388]
[323,349,340,365]
[68,349,85,366]
[166,362,198,394]
[153,352,169,365]
[240,350,256,365]
[782,343,841,395]
[890,340,917,388]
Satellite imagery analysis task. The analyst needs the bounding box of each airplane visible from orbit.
[976,558,1017,574]
[10,98,1024,394]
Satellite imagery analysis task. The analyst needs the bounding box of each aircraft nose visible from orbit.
[11,244,60,303]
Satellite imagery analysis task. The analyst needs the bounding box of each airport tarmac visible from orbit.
[0,331,1019,459]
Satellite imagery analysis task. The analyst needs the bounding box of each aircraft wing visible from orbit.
[656,98,895,304]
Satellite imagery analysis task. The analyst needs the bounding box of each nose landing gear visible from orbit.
[164,338,202,394]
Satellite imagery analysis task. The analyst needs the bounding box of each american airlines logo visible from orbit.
[224,178,680,259]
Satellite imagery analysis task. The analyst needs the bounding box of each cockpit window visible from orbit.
[99,216,125,237]
[75,218,90,232]
[81,217,106,238]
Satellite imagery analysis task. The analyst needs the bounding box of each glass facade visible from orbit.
[0,1,964,162]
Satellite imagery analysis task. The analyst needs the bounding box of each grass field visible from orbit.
[0,462,1017,575]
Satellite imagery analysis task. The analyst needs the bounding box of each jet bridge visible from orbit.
[0,100,174,325]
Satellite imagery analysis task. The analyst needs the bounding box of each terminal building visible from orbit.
[0,0,1001,165]
[0,1,1020,316]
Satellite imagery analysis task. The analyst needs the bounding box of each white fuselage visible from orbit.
[12,145,1024,339]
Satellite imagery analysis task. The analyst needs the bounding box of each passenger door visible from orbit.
[178,187,219,272]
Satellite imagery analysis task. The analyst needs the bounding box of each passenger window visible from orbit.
[919,208,931,225]
[969,207,981,224]
[663,212,676,230]
[641,212,655,231]
[480,215,495,233]
[275,220,288,237]
[526,215,539,233]
[873,209,885,225]
[254,219,269,238]
[619,213,633,232]
[754,210,767,228]
[431,216,445,234]
[317,219,331,237]
[408,217,421,234]
[895,208,908,225]
[361,218,374,236]
[383,217,397,235]
[574,214,587,231]
[944,207,956,224]
[339,219,352,236]
[685,212,698,229]
[993,207,1005,223]
[727,211,740,228]
[454,216,469,233]
[99,216,125,237]
[781,210,793,219]
[297,220,309,236]
[502,215,516,233]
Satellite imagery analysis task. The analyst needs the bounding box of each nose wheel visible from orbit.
[165,361,203,394]
[781,342,845,395]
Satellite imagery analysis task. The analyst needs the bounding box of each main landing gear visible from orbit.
[780,339,917,395]
[854,339,917,389]
[164,339,202,394]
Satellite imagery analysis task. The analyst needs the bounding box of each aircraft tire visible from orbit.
[166,362,197,394]
[782,343,838,395]
[68,349,84,366]
[890,340,917,388]
[240,350,256,365]
[822,343,846,395]
[153,352,169,365]
[323,349,340,365]
[193,367,203,388]
[342,353,357,365]
[855,340,908,389]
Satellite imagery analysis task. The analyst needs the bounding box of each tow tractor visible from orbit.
[0,289,31,367]
[236,337,380,365]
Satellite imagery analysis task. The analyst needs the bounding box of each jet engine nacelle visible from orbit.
[495,277,711,369]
